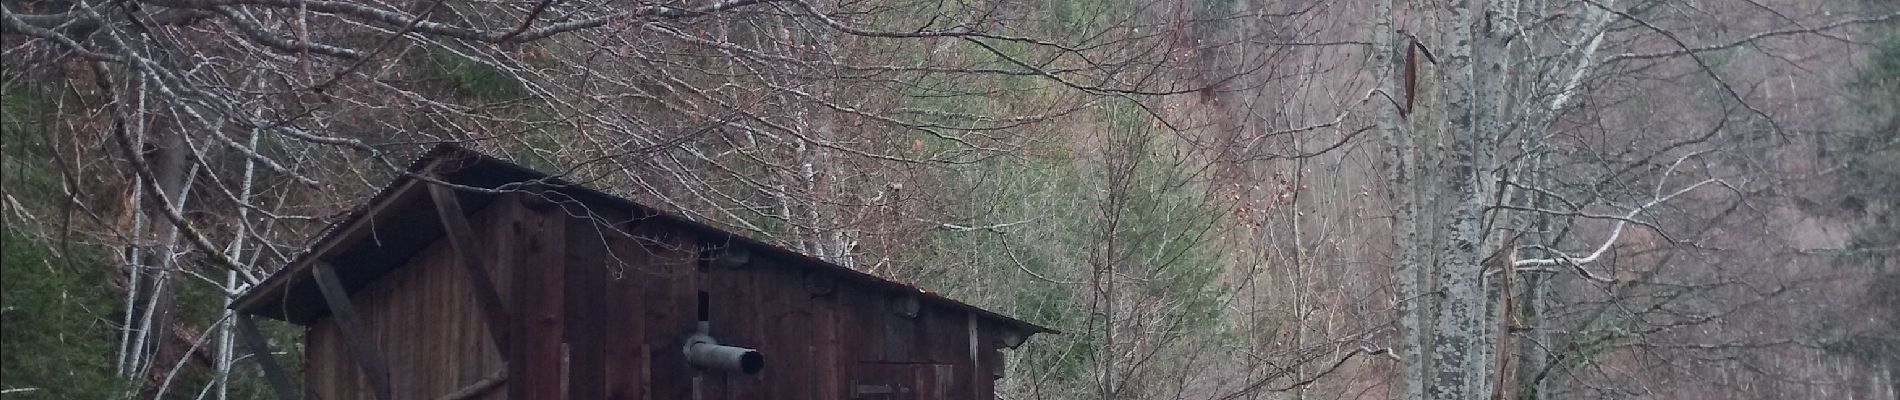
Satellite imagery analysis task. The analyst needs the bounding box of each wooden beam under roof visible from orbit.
[313,262,394,400]
[428,182,513,355]
[235,313,301,400]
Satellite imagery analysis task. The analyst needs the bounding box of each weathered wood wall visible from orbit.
[303,194,518,400]
[304,193,1009,400]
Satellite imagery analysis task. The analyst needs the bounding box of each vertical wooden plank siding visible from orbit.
[506,195,566,399]
[975,321,1002,398]
[601,217,656,400]
[626,223,698,400]
[563,212,609,400]
[312,262,394,400]
[758,264,813,400]
[428,184,513,355]
[838,286,883,363]
[705,242,765,400]
[922,307,973,400]
[295,196,1027,400]
[807,271,844,400]
[475,194,513,400]
[303,194,514,400]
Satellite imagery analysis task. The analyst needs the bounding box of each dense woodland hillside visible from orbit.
[2,0,1897,398]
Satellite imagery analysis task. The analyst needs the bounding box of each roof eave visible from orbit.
[230,145,1057,334]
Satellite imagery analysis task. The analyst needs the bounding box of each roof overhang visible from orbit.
[231,145,1056,337]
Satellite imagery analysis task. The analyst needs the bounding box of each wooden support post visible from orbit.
[428,183,513,355]
[564,216,608,399]
[506,196,567,399]
[312,262,394,400]
[235,313,300,400]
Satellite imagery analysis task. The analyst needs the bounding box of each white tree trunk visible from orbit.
[213,128,263,400]
[1372,1,1431,398]
[1429,0,1508,397]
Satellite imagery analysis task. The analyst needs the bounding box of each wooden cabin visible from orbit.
[229,145,1052,400]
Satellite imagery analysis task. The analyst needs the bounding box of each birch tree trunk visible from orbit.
[1513,150,1552,400]
[1429,0,1509,397]
[213,128,264,400]
[122,118,201,387]
[1506,3,1613,397]
[1372,1,1430,397]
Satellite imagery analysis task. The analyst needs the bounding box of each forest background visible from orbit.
[2,0,1898,398]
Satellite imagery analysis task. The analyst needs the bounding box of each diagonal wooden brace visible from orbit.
[428,183,514,355]
[313,262,394,400]
[235,313,301,400]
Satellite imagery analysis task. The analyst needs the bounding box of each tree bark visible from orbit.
[1428,0,1504,397]
[1373,1,1431,398]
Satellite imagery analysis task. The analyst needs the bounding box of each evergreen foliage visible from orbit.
[0,230,129,398]
[1,78,129,398]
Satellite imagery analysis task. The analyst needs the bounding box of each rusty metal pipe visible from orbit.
[687,290,762,374]
[684,334,763,374]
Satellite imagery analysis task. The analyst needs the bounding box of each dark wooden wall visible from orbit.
[304,193,1009,399]
[303,193,519,400]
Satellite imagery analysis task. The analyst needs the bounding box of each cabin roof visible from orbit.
[231,144,1054,335]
